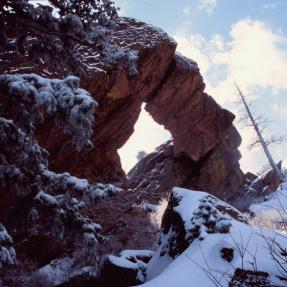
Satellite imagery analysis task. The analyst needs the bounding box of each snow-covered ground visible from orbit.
[139,187,287,287]
[250,182,287,231]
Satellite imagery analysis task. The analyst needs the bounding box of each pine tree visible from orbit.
[0,1,129,272]
[0,0,138,76]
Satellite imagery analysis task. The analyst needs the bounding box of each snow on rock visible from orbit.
[254,164,281,193]
[25,229,105,285]
[141,187,287,287]
[136,203,158,213]
[120,249,154,261]
[98,249,153,286]
[0,223,16,269]
[26,256,97,286]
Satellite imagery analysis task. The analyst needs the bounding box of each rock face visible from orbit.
[0,18,176,182]
[128,141,194,199]
[128,52,244,202]
[128,126,244,203]
[191,126,244,201]
[232,162,283,211]
[0,16,249,286]
[251,162,282,194]
[0,17,244,196]
[145,54,235,161]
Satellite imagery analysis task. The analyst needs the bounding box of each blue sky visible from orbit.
[115,0,287,37]
[116,0,287,174]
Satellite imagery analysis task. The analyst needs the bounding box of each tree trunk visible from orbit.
[235,84,284,182]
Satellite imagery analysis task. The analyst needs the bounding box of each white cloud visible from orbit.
[262,2,278,9]
[183,20,193,27]
[272,103,287,118]
[217,20,287,93]
[182,6,192,16]
[173,19,287,173]
[174,19,287,103]
[198,0,218,15]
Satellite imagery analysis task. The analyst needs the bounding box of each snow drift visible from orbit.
[141,187,287,287]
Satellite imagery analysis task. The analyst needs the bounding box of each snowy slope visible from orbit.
[250,182,287,229]
[140,187,287,287]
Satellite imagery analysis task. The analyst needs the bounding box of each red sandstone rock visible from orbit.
[128,127,244,204]
[0,18,240,185]
[0,16,249,284]
[190,126,244,201]
[146,54,235,161]
[0,18,177,181]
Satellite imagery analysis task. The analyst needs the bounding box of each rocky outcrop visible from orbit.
[96,250,153,287]
[0,18,176,182]
[250,162,282,194]
[128,52,244,202]
[145,54,235,161]
[229,269,271,287]
[128,141,195,199]
[0,15,249,286]
[142,188,285,287]
[128,125,244,203]
[0,17,244,193]
[190,126,244,201]
[232,162,283,211]
[150,187,248,262]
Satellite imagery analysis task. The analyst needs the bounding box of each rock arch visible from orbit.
[0,18,244,200]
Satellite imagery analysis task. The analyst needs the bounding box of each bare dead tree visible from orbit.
[235,83,285,182]
[259,230,287,282]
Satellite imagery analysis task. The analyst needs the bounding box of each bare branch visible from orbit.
[234,83,285,182]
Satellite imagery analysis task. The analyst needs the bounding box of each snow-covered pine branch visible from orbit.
[0,223,16,269]
[0,72,124,271]
[0,73,98,150]
[0,0,138,76]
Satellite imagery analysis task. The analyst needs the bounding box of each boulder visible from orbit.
[128,141,195,200]
[260,161,282,192]
[128,126,244,203]
[96,250,153,287]
[234,162,283,211]
[142,187,285,287]
[229,269,271,287]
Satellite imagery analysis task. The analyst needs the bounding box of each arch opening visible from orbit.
[118,104,171,173]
